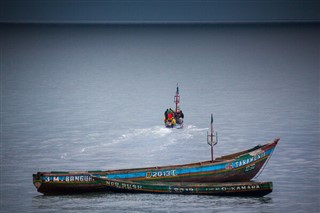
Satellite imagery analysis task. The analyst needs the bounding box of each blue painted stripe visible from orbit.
[175,163,226,175]
[107,172,147,179]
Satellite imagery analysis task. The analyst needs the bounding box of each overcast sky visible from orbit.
[1,0,319,23]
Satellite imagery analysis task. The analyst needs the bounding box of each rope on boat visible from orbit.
[253,149,274,180]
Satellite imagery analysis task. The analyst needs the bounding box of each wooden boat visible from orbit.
[92,177,273,197]
[164,84,184,129]
[33,138,279,195]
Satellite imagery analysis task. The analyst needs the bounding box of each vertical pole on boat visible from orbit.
[174,83,180,113]
[210,114,214,162]
[207,114,218,162]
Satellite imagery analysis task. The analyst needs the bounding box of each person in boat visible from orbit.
[164,108,175,119]
[164,109,176,127]
[164,109,169,120]
[175,107,184,124]
[169,108,175,116]
[165,113,176,127]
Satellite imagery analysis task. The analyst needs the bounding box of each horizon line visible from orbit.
[1,19,319,25]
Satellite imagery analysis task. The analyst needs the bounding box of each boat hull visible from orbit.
[93,177,273,197]
[33,139,279,195]
[165,118,183,129]
[165,124,183,129]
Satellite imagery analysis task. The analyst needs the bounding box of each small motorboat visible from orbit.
[164,84,184,129]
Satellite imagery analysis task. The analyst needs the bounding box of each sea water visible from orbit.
[1,23,319,212]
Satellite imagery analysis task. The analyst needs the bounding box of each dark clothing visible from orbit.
[175,111,184,119]
[164,109,168,120]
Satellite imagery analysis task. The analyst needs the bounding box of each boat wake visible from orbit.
[110,125,207,143]
[57,124,209,167]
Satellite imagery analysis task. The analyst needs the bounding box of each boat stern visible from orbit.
[33,172,43,190]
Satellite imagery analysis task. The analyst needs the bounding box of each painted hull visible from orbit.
[165,118,183,129]
[165,123,183,129]
[33,139,279,195]
[93,177,273,197]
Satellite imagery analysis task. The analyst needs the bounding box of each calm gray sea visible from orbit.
[1,23,319,212]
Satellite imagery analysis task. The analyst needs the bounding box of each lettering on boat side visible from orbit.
[105,180,143,190]
[169,184,262,193]
[169,186,195,192]
[233,152,266,168]
[41,175,93,182]
[146,170,176,178]
[104,181,262,192]
[206,184,261,191]
[245,164,256,172]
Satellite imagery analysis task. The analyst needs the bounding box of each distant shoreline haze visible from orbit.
[1,0,319,24]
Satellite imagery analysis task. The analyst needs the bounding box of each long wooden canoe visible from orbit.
[93,177,273,197]
[33,138,279,195]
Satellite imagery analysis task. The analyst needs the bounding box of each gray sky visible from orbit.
[1,0,319,23]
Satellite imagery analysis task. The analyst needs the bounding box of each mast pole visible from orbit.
[210,114,214,162]
[174,83,180,113]
[207,114,218,162]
